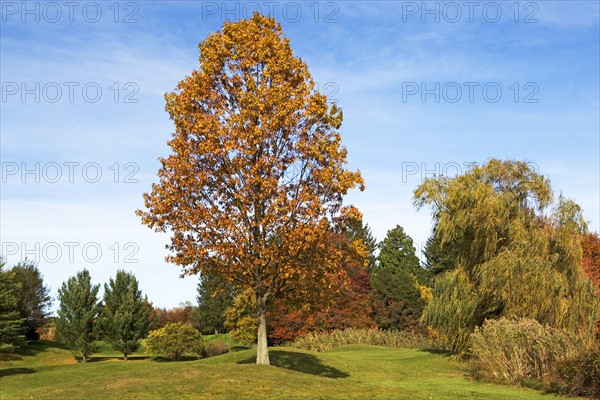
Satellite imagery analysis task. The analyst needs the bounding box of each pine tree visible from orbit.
[194,272,234,334]
[0,261,25,352]
[99,270,152,360]
[422,225,457,278]
[370,266,425,331]
[56,269,101,362]
[377,225,424,281]
[371,225,425,330]
[11,260,52,340]
[341,218,378,274]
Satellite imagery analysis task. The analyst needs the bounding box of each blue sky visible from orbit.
[1,1,598,310]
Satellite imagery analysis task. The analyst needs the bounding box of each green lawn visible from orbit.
[0,341,579,399]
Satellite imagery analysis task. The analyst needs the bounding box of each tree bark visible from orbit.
[256,295,270,365]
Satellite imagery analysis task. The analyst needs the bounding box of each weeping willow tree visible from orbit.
[414,159,599,352]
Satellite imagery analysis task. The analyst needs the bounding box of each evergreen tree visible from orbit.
[370,266,425,331]
[99,270,153,360]
[0,261,25,352]
[370,225,425,330]
[11,260,52,340]
[377,225,423,281]
[422,225,457,278]
[194,272,234,334]
[56,269,101,362]
[341,218,377,273]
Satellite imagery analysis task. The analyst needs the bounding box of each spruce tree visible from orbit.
[11,260,52,340]
[0,261,25,352]
[341,218,378,274]
[370,225,425,330]
[376,225,423,280]
[56,269,101,362]
[99,270,152,360]
[195,272,234,334]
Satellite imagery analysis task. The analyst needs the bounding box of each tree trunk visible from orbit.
[256,295,270,365]
[82,354,87,363]
[124,352,128,361]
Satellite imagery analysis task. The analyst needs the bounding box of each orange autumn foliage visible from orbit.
[582,232,600,333]
[582,232,600,296]
[268,218,375,345]
[137,13,363,364]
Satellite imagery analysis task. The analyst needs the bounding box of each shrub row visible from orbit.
[469,317,581,385]
[469,317,599,398]
[292,328,428,352]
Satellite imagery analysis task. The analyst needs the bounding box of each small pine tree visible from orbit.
[56,269,101,362]
[99,270,153,360]
[0,262,25,352]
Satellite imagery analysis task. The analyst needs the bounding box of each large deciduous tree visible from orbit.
[56,269,101,362]
[99,270,153,360]
[11,260,52,340]
[137,14,363,364]
[414,159,600,352]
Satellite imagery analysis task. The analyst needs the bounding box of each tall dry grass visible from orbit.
[291,328,428,352]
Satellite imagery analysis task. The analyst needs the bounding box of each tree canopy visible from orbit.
[137,13,363,364]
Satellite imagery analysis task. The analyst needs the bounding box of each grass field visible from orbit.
[0,340,581,400]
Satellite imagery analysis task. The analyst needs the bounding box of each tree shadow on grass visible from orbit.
[419,348,456,358]
[0,367,35,378]
[87,355,153,362]
[237,350,349,379]
[0,340,71,361]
